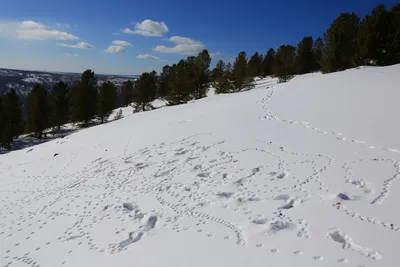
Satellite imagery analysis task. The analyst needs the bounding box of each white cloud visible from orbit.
[112,40,133,46]
[210,52,221,58]
[122,28,135,34]
[20,21,45,29]
[0,20,79,40]
[57,42,94,49]
[65,53,78,57]
[123,19,168,37]
[154,36,205,55]
[136,53,160,60]
[105,45,125,53]
[136,53,167,62]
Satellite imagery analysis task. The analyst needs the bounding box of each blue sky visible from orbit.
[0,0,398,75]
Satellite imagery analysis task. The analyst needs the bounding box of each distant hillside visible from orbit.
[0,68,138,97]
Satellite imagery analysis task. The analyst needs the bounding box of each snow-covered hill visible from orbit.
[1,65,400,267]
[0,68,136,97]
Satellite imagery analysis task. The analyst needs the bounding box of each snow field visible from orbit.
[1,64,400,267]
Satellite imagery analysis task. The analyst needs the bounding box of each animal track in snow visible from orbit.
[369,158,400,205]
[327,228,382,260]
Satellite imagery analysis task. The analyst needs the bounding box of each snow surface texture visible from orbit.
[1,65,400,267]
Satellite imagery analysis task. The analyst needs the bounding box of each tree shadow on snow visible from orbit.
[0,128,77,155]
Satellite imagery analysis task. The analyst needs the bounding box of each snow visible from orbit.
[1,64,400,267]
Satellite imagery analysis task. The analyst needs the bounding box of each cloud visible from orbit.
[65,53,78,57]
[57,42,94,49]
[136,53,159,60]
[210,52,221,58]
[123,19,168,37]
[154,36,205,55]
[0,20,79,40]
[105,45,125,53]
[112,40,133,46]
[20,21,45,29]
[136,53,167,62]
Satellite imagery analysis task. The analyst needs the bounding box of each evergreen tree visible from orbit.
[225,62,233,80]
[211,60,225,82]
[232,52,254,91]
[214,61,233,94]
[233,52,248,90]
[186,56,199,99]
[296,36,314,74]
[70,70,98,127]
[121,80,134,106]
[0,88,23,148]
[133,71,158,111]
[313,37,324,71]
[355,4,390,65]
[273,45,297,82]
[192,49,211,99]
[50,81,69,130]
[321,13,360,73]
[26,84,50,139]
[262,48,276,76]
[166,61,191,105]
[247,52,263,77]
[388,3,400,64]
[157,65,172,98]
[97,81,117,123]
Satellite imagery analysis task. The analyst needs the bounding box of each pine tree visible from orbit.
[247,52,263,77]
[313,37,323,71]
[50,81,69,130]
[214,61,233,94]
[211,60,225,82]
[273,45,297,82]
[70,70,98,127]
[193,49,211,99]
[166,61,191,105]
[321,13,360,73]
[157,65,172,98]
[355,4,390,66]
[2,122,13,149]
[121,80,134,106]
[97,81,117,123]
[261,48,276,76]
[233,52,248,90]
[26,84,50,139]
[0,88,23,148]
[388,3,400,64]
[232,52,254,91]
[186,56,199,99]
[296,36,314,74]
[133,71,158,111]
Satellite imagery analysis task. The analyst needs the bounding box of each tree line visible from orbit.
[1,3,399,149]
[0,70,119,148]
[213,3,400,87]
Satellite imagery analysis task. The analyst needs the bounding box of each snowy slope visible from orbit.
[1,65,400,267]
